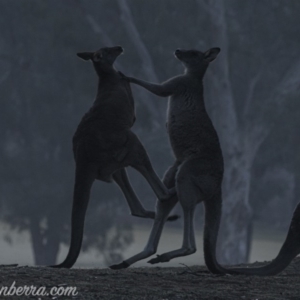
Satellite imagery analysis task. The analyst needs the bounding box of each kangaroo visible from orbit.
[110,48,300,275]
[52,46,177,269]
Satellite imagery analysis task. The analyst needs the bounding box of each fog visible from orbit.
[0,0,300,267]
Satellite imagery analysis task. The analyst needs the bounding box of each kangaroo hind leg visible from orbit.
[110,162,179,269]
[148,156,223,265]
[148,178,199,264]
[113,168,179,221]
[127,132,175,201]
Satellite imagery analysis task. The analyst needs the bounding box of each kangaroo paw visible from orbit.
[167,214,180,221]
[160,187,177,202]
[109,261,130,270]
[148,254,170,264]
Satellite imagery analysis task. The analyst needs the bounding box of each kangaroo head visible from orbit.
[174,47,220,76]
[77,46,123,74]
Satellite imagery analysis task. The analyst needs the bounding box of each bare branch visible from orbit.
[70,0,113,44]
[244,55,300,160]
[73,1,116,53]
[117,0,164,126]
[243,65,265,116]
[117,0,159,82]
[245,123,270,164]
[85,15,114,47]
[198,0,238,151]
[243,56,300,161]
[273,58,300,101]
[198,0,224,19]
[246,57,300,155]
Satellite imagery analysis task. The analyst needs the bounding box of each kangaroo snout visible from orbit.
[174,49,182,56]
[114,46,124,54]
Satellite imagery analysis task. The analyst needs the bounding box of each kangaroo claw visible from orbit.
[109,261,130,270]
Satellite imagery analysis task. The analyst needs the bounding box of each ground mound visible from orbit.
[0,257,300,299]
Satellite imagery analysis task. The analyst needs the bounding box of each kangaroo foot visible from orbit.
[167,214,180,221]
[132,210,179,222]
[109,261,130,270]
[148,254,170,264]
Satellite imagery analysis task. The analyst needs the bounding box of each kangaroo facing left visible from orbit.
[51,46,178,269]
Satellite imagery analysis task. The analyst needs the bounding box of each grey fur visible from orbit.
[52,46,177,269]
[110,48,300,276]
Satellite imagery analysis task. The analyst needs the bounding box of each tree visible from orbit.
[115,0,300,264]
[251,94,300,231]
[198,0,300,263]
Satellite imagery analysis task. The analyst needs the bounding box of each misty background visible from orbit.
[0,0,300,267]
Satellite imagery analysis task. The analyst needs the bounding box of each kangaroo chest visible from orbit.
[166,94,222,161]
[73,80,136,146]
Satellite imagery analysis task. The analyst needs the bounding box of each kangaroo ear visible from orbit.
[204,47,221,62]
[77,52,94,61]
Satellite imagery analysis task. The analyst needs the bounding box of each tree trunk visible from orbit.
[217,152,253,264]
[199,0,254,264]
[117,0,166,127]
[29,216,60,266]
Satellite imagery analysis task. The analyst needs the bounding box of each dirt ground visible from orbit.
[0,257,299,300]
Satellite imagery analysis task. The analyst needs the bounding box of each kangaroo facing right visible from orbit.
[52,46,177,269]
[110,48,300,275]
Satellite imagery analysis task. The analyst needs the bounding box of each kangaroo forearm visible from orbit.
[129,77,170,97]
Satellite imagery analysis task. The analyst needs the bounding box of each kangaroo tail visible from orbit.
[227,203,300,275]
[203,190,300,276]
[203,189,224,274]
[51,163,96,269]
